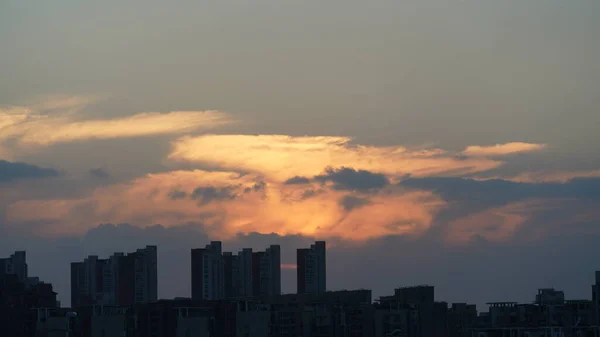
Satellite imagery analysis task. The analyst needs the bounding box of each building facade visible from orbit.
[70,246,157,307]
[297,241,326,294]
[192,241,225,300]
[222,245,282,298]
[0,251,28,283]
[257,245,281,297]
[593,271,600,326]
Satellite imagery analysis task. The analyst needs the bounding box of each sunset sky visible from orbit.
[1,0,599,308]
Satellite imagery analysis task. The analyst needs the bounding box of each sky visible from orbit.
[1,0,599,310]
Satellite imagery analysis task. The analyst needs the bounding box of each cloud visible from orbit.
[402,177,600,243]
[0,160,60,182]
[168,190,187,200]
[339,195,370,211]
[0,96,232,158]
[462,142,546,157]
[3,170,444,240]
[445,199,545,244]
[14,111,230,147]
[502,169,600,183]
[3,98,596,246]
[191,185,238,204]
[89,168,110,179]
[401,177,600,204]
[168,135,503,181]
[315,167,389,192]
[444,197,600,244]
[300,189,319,199]
[284,176,311,185]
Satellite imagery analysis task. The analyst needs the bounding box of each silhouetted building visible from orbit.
[0,255,59,337]
[0,251,28,283]
[535,288,565,305]
[134,299,237,337]
[297,241,326,294]
[392,285,435,305]
[132,245,158,304]
[70,305,135,337]
[223,252,237,299]
[254,245,281,297]
[223,245,282,298]
[238,248,253,297]
[472,282,600,337]
[378,286,448,337]
[448,303,477,337]
[268,290,373,337]
[593,271,600,325]
[222,248,254,298]
[192,241,225,300]
[33,308,77,337]
[374,303,420,337]
[70,255,104,307]
[70,245,157,307]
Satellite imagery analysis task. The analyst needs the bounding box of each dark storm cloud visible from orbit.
[314,167,389,192]
[0,160,60,182]
[190,185,238,204]
[89,168,110,179]
[284,176,311,185]
[339,195,370,211]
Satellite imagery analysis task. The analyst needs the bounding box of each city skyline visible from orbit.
[1,0,600,323]
[4,259,600,336]
[3,237,600,314]
[3,223,600,311]
[70,245,158,307]
[4,247,600,313]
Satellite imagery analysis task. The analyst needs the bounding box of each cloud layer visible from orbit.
[0,97,231,159]
[0,160,60,183]
[1,95,599,247]
[462,142,547,157]
[5,169,444,240]
[168,134,504,181]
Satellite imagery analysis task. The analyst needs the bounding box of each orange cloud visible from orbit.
[168,135,503,181]
[4,170,445,241]
[462,142,546,157]
[17,111,230,147]
[0,97,232,158]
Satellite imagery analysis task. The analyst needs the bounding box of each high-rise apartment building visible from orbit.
[191,241,225,300]
[238,248,253,297]
[297,241,326,294]
[0,251,28,283]
[222,245,281,298]
[254,245,281,297]
[223,251,237,299]
[70,246,157,307]
[133,246,158,304]
[593,271,600,325]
